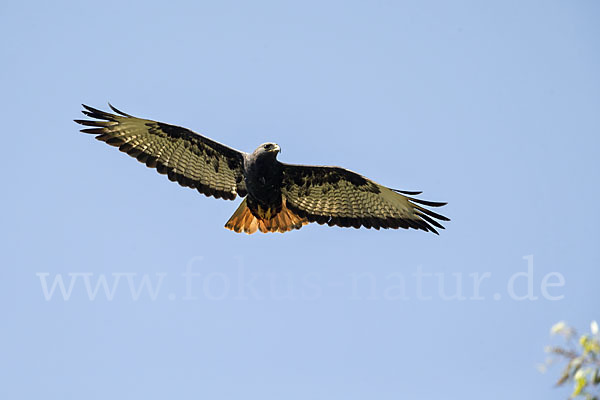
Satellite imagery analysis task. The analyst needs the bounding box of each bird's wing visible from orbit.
[75,104,247,200]
[280,164,449,234]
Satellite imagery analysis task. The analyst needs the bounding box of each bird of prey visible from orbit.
[75,104,449,234]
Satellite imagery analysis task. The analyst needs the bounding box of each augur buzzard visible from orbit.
[75,104,449,234]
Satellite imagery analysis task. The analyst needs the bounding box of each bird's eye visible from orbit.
[264,144,272,150]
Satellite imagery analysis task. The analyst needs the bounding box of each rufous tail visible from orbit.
[224,198,308,234]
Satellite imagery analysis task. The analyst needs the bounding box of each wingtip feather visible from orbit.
[392,189,422,195]
[108,102,133,117]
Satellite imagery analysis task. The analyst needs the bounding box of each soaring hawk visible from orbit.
[75,104,449,234]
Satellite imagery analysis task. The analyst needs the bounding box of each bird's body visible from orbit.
[243,143,283,210]
[230,143,307,233]
[75,104,449,234]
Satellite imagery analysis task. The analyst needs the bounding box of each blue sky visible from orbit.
[1,1,599,399]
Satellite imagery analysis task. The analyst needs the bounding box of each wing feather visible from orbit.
[281,164,449,234]
[75,104,247,200]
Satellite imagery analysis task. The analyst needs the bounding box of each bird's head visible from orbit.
[253,142,281,159]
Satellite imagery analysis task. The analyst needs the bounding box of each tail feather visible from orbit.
[224,198,308,234]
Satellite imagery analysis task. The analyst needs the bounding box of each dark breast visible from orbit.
[243,156,283,207]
